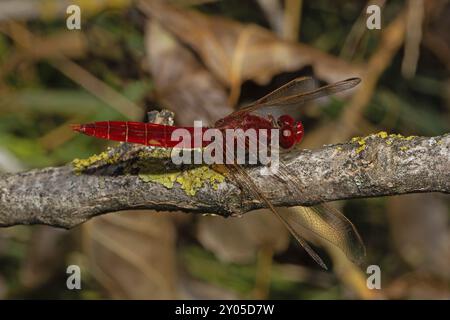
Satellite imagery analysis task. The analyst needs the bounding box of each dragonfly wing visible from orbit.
[224,162,328,269]
[276,209,329,270]
[234,77,361,117]
[280,205,366,264]
[252,77,318,105]
[273,160,366,264]
[268,77,361,106]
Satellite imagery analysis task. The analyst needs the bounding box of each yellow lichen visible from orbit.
[177,166,225,196]
[377,131,388,139]
[356,143,366,154]
[72,149,119,174]
[351,132,418,154]
[351,136,367,154]
[73,144,224,196]
[384,133,417,144]
[139,170,178,188]
[336,146,343,152]
[135,148,225,195]
[139,164,225,196]
[400,146,408,151]
[383,133,417,141]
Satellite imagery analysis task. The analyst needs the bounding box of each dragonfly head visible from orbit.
[277,115,304,149]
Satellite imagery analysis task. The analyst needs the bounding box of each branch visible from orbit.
[0,132,448,228]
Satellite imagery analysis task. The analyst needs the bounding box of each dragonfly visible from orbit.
[72,76,365,269]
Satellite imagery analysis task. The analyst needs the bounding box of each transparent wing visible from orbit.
[251,77,318,105]
[262,77,361,106]
[272,159,366,263]
[224,162,329,270]
[233,77,361,117]
[280,205,366,264]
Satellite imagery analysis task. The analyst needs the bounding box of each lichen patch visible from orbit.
[139,164,225,196]
[72,148,119,174]
[350,132,418,155]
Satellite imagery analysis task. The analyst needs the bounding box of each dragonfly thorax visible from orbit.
[215,113,303,150]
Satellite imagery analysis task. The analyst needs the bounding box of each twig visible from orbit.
[0,132,448,229]
[283,0,302,42]
[257,0,284,36]
[401,0,424,78]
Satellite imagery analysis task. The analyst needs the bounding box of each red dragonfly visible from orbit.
[72,77,365,269]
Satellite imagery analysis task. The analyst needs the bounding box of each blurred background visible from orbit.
[0,0,448,299]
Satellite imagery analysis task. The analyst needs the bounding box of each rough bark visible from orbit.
[0,133,448,229]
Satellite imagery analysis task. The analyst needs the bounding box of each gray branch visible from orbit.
[0,132,448,229]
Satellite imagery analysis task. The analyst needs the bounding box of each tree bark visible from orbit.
[0,133,448,229]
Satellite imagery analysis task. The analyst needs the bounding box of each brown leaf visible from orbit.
[139,0,363,92]
[197,210,289,264]
[145,20,233,126]
[84,211,178,299]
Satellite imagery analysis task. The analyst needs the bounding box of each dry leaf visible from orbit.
[139,0,364,91]
[84,211,178,299]
[145,20,233,126]
[197,210,289,264]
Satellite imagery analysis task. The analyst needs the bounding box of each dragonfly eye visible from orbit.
[279,126,295,149]
[277,115,294,127]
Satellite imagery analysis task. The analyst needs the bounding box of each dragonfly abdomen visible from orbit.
[71,121,208,148]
